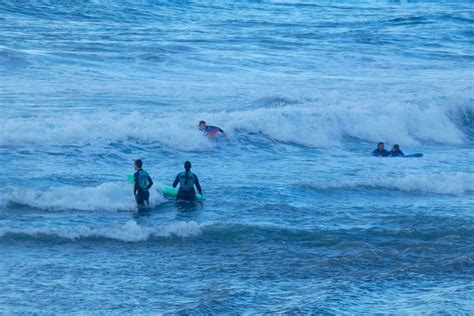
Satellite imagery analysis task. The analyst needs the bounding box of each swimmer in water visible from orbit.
[198,120,228,138]
[389,144,405,157]
[133,159,153,207]
[372,142,390,157]
[172,161,203,201]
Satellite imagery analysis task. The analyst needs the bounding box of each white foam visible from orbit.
[217,101,469,147]
[0,220,202,242]
[305,172,474,195]
[0,111,212,151]
[0,182,164,211]
[1,99,471,149]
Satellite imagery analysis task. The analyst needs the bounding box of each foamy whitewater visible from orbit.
[1,1,473,314]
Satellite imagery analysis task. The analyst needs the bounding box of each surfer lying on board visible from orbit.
[372,142,390,157]
[198,120,228,138]
[172,161,203,201]
[133,159,153,206]
[388,144,405,157]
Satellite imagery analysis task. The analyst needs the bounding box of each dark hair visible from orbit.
[199,121,206,125]
[184,161,192,171]
[378,142,384,146]
[135,159,143,168]
[184,161,192,184]
[393,144,399,150]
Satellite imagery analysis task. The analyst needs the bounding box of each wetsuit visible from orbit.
[202,125,224,136]
[389,149,405,157]
[172,171,202,201]
[134,169,153,206]
[372,148,390,157]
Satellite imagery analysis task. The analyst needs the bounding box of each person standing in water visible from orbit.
[133,159,153,206]
[389,144,405,157]
[198,120,228,138]
[172,161,203,201]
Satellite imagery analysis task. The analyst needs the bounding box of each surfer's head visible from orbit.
[198,121,206,130]
[377,142,385,150]
[134,159,143,170]
[184,161,192,171]
[392,144,400,151]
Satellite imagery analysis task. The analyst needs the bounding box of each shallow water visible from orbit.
[1,1,473,314]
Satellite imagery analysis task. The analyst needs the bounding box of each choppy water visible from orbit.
[1,1,473,314]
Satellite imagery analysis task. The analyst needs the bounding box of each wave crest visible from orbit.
[2,99,471,149]
[302,172,474,195]
[0,220,202,242]
[0,182,164,211]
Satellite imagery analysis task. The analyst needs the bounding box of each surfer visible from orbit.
[198,120,228,138]
[372,142,390,157]
[133,159,153,206]
[389,144,405,157]
[172,161,203,201]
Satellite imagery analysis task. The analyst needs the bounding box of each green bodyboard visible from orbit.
[160,184,204,202]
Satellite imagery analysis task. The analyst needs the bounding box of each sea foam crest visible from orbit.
[1,100,472,148]
[305,172,474,195]
[0,111,212,150]
[218,102,470,147]
[0,182,164,211]
[0,220,202,242]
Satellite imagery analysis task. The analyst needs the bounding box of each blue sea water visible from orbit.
[1,0,474,313]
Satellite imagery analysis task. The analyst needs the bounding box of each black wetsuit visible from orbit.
[173,171,203,201]
[389,149,405,157]
[372,148,390,157]
[134,169,153,206]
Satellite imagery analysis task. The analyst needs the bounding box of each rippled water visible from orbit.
[1,1,473,314]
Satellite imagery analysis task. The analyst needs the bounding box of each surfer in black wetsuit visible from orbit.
[133,159,153,206]
[389,144,405,157]
[372,142,390,157]
[172,161,203,201]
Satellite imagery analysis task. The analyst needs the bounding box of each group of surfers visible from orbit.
[133,159,202,207]
[372,142,405,157]
[133,121,226,206]
[132,121,407,206]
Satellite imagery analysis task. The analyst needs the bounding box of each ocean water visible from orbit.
[1,1,473,314]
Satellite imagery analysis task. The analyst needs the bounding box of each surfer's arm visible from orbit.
[194,175,203,195]
[217,127,229,139]
[172,174,180,188]
[147,176,153,189]
[133,172,139,195]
